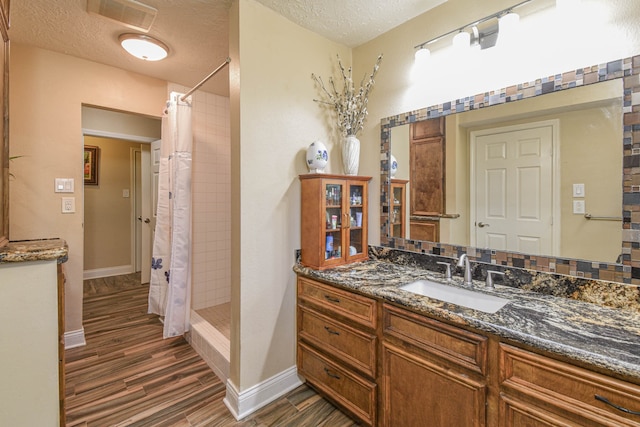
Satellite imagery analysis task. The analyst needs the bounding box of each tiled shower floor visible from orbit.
[189,302,231,382]
[196,303,230,340]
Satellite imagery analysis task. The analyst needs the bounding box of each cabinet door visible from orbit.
[410,136,444,216]
[346,181,367,260]
[382,343,487,427]
[410,220,439,242]
[390,181,407,239]
[323,180,346,265]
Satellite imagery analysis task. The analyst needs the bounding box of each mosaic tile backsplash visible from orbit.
[380,56,640,285]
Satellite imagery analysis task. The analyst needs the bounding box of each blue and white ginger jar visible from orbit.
[306,140,328,173]
[390,154,398,178]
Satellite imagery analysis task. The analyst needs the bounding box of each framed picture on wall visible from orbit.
[84,145,99,186]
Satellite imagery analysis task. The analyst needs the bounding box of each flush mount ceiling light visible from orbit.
[119,33,169,61]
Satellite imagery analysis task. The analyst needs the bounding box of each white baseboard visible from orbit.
[83,265,134,280]
[64,328,86,349]
[223,366,302,420]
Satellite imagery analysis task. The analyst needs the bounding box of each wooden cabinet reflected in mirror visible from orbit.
[0,1,8,248]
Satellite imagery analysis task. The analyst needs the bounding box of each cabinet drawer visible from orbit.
[298,305,377,378]
[298,342,376,426]
[298,277,376,329]
[383,303,487,375]
[500,343,640,426]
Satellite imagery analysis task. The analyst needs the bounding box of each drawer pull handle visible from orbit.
[324,367,341,380]
[324,326,340,335]
[324,295,340,303]
[595,395,640,416]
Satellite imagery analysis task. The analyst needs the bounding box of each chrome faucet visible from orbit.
[456,254,473,285]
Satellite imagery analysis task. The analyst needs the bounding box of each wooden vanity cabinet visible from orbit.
[296,276,640,427]
[381,303,489,427]
[299,174,371,270]
[297,277,378,426]
[499,343,640,427]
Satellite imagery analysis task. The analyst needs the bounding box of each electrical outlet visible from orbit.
[573,199,585,214]
[62,197,76,213]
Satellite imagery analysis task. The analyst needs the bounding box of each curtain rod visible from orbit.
[180,57,231,102]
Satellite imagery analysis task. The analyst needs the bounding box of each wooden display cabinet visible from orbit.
[390,179,408,239]
[300,174,371,270]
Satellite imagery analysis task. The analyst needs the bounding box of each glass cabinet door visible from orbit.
[348,183,365,258]
[324,182,343,260]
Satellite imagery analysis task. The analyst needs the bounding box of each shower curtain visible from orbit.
[148,91,193,338]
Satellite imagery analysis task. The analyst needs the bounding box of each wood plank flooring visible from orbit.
[66,274,357,426]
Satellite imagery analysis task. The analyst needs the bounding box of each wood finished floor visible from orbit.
[66,274,358,426]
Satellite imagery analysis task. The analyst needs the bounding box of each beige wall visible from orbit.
[83,136,142,271]
[10,44,167,334]
[230,0,350,392]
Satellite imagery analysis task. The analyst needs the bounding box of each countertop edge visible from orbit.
[294,264,640,383]
[0,238,69,264]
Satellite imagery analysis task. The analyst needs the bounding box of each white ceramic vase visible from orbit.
[342,135,360,175]
[390,154,398,178]
[306,140,328,173]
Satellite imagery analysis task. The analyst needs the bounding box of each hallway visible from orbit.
[65,274,356,426]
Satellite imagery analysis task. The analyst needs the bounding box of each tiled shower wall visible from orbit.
[168,83,231,310]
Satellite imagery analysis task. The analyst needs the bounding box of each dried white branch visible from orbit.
[312,54,383,137]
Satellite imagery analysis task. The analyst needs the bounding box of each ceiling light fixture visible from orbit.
[119,33,169,61]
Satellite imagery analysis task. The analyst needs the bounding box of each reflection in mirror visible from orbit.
[381,58,640,283]
[390,80,622,264]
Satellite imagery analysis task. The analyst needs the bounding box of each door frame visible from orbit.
[469,119,561,256]
[81,128,157,277]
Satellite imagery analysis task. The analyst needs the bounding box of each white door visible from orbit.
[140,144,152,284]
[472,122,556,255]
[151,139,161,246]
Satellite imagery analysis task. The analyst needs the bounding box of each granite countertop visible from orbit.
[294,257,640,382]
[0,238,68,263]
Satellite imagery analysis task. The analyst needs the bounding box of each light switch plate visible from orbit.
[55,178,75,193]
[572,183,585,198]
[573,200,585,214]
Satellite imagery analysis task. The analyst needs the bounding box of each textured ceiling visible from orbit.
[9,0,446,97]
[255,0,447,48]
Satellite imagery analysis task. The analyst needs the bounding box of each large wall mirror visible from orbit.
[380,57,640,284]
[0,2,9,248]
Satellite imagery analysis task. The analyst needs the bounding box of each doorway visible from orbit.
[470,120,560,256]
[81,106,161,281]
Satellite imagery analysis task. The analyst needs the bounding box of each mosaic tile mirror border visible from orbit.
[380,56,640,285]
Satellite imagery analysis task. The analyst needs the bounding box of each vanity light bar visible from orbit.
[414,0,533,53]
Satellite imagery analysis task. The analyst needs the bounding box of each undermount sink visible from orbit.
[399,280,509,314]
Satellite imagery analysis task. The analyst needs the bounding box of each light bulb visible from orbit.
[498,12,520,47]
[414,47,431,66]
[452,31,471,51]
